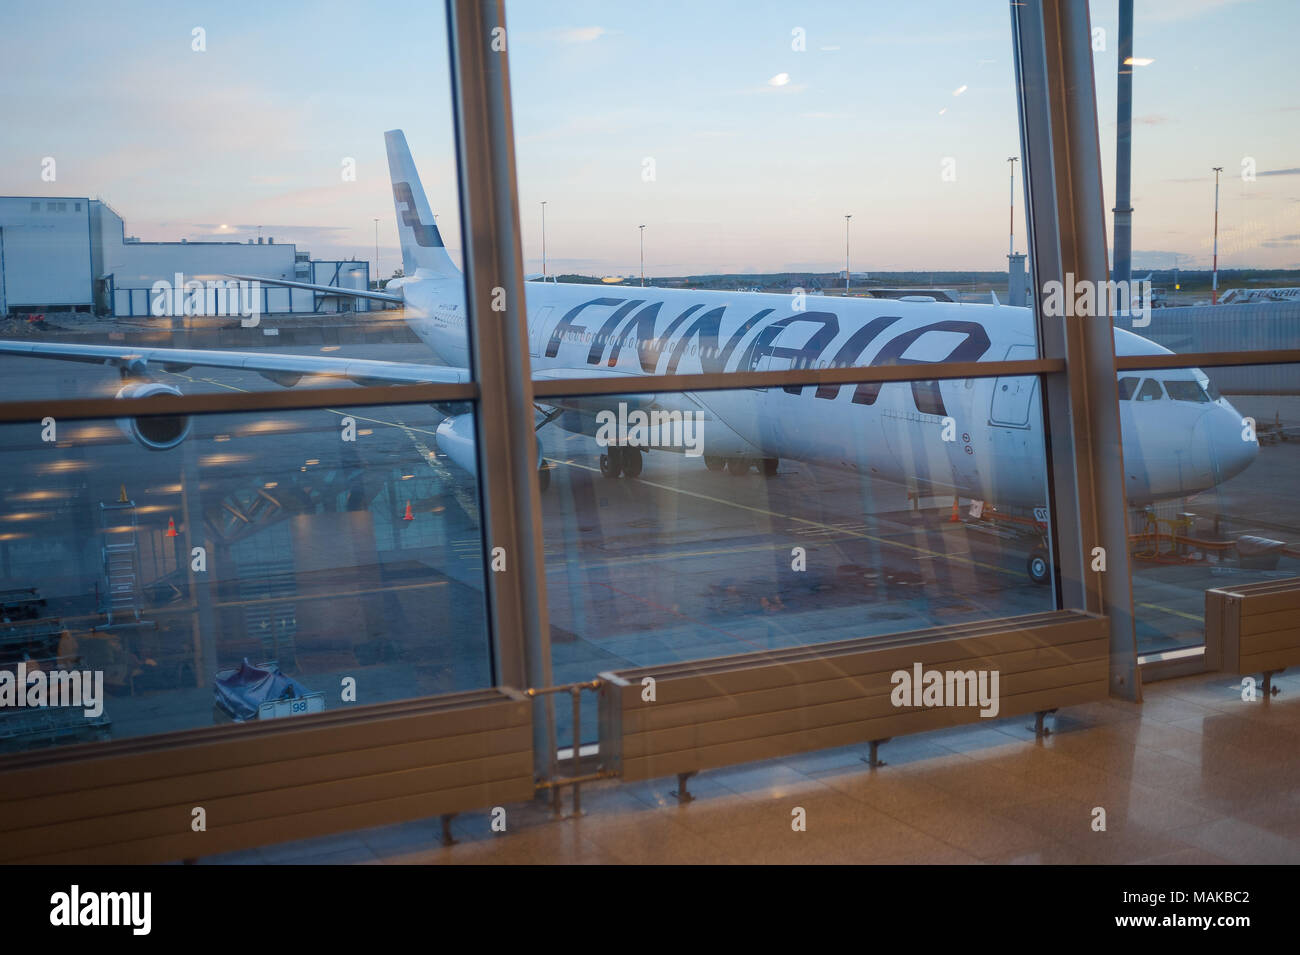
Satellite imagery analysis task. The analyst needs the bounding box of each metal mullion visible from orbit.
[0,381,478,425]
[446,0,555,780]
[1115,350,1300,372]
[1014,0,1140,701]
[531,358,1064,399]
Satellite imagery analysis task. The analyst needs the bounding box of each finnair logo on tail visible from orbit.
[890,663,1000,718]
[595,402,704,457]
[393,182,441,247]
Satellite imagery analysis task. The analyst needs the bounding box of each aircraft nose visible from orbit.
[1192,405,1258,485]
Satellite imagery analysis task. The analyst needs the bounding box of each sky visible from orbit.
[0,0,1295,277]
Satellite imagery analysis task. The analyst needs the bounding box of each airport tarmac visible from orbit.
[0,328,1296,748]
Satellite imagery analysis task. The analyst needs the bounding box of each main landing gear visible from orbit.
[599,445,643,479]
[703,456,779,477]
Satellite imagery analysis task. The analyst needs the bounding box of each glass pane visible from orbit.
[1121,361,1300,657]
[506,0,1039,391]
[0,402,489,752]
[0,5,468,397]
[537,378,1055,742]
[1089,0,1300,350]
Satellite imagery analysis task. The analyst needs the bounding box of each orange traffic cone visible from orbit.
[166,517,178,537]
[402,501,414,521]
[948,497,960,523]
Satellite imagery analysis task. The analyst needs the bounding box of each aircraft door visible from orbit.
[528,305,555,359]
[989,344,1037,427]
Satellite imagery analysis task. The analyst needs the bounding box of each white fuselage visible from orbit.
[399,275,1256,508]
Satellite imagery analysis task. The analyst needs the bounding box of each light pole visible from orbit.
[639,224,646,287]
[1007,157,1018,258]
[541,201,547,280]
[373,218,380,288]
[1113,0,1134,300]
[844,214,852,295]
[1211,166,1223,305]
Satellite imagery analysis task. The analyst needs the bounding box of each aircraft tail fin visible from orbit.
[384,129,459,279]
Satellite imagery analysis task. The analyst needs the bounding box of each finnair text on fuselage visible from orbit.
[542,294,993,419]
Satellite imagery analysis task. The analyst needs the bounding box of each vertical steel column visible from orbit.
[1112,0,1134,297]
[1011,0,1141,700]
[445,0,557,776]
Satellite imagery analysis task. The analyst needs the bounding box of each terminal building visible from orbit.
[0,196,372,318]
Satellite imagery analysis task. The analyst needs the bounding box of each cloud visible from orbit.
[750,76,807,95]
[1258,167,1300,177]
[555,26,609,44]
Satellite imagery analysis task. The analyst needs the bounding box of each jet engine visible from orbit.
[435,413,550,488]
[115,381,192,451]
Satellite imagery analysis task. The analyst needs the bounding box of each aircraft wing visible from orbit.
[0,339,470,388]
[531,367,660,413]
[226,275,404,305]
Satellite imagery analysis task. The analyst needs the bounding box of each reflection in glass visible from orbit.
[1122,362,1299,656]
[0,403,489,752]
[536,380,1057,742]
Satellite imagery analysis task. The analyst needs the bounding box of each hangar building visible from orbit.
[0,196,372,318]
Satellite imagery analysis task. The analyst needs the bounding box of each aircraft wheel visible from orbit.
[726,457,751,476]
[761,457,779,477]
[1027,550,1051,585]
[537,460,551,492]
[599,447,623,478]
[704,455,725,472]
[622,447,644,478]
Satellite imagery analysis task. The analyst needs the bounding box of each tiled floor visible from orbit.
[198,668,1300,864]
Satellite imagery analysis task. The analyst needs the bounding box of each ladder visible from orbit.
[99,501,142,626]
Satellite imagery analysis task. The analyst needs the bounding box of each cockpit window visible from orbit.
[1136,379,1163,402]
[1163,379,1211,403]
[1117,376,1140,400]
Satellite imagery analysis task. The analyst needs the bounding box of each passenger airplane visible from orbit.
[0,130,1257,583]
